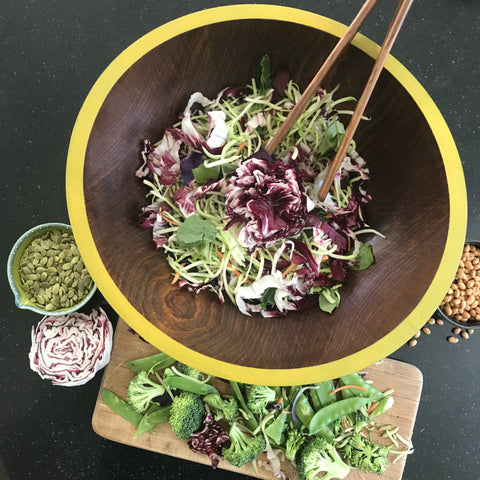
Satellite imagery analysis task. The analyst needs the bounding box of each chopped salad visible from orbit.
[136,56,381,317]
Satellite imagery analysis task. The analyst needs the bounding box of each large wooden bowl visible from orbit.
[66,5,467,385]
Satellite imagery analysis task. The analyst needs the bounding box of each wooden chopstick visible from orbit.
[265,0,379,156]
[317,0,414,201]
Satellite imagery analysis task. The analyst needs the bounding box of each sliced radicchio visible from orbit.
[224,153,308,249]
[181,92,229,154]
[173,184,197,217]
[271,70,290,103]
[136,130,182,185]
[177,278,225,304]
[138,201,173,248]
[235,272,303,317]
[187,414,230,469]
[29,307,113,386]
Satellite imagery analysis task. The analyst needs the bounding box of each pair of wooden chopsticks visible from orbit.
[266,0,414,201]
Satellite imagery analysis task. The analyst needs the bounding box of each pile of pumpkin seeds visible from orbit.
[17,228,94,311]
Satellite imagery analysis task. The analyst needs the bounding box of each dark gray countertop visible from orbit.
[1,1,479,479]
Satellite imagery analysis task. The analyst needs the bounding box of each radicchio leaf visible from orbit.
[144,130,182,185]
[271,70,290,103]
[173,184,197,217]
[187,414,230,469]
[320,222,348,251]
[224,155,308,249]
[329,258,347,282]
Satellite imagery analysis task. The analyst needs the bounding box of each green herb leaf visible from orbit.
[176,215,217,247]
[351,243,374,271]
[318,119,346,155]
[221,161,238,176]
[260,287,277,310]
[318,288,341,314]
[260,54,272,92]
[193,163,220,185]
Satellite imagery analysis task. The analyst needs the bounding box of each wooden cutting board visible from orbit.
[92,319,423,479]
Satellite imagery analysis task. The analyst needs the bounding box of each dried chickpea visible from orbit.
[439,243,480,324]
[448,336,459,344]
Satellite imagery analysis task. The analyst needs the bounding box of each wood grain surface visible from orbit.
[92,319,423,480]
[82,17,451,370]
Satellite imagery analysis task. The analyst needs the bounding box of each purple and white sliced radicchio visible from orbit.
[29,307,113,386]
[181,92,229,153]
[188,414,230,469]
[224,154,308,249]
[136,130,182,185]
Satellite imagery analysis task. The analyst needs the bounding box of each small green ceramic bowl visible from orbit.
[7,223,97,316]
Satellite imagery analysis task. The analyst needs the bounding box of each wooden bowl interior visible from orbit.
[84,19,449,370]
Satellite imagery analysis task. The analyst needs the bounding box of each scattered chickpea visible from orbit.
[408,339,417,347]
[422,327,431,335]
[461,331,469,340]
[427,318,436,325]
[448,336,459,344]
[413,330,421,339]
[453,327,461,335]
[467,328,474,334]
[436,319,444,325]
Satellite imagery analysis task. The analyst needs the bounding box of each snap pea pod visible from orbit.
[135,404,172,438]
[295,393,334,441]
[311,380,335,407]
[294,394,315,426]
[309,396,374,435]
[163,375,218,395]
[339,372,384,401]
[264,411,288,445]
[125,352,175,373]
[229,381,258,430]
[102,388,143,426]
[369,395,394,417]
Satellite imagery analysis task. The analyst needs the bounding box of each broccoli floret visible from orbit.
[245,384,277,414]
[222,422,266,468]
[297,436,350,480]
[340,433,388,474]
[285,428,306,462]
[127,371,166,413]
[169,391,205,440]
[175,362,202,380]
[331,410,369,438]
[203,393,239,422]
